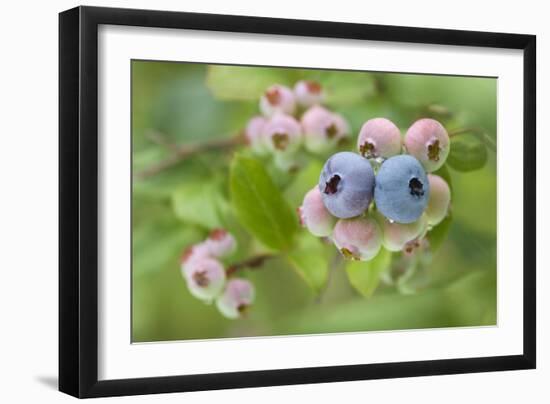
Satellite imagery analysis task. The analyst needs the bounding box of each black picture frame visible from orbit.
[59,5,536,398]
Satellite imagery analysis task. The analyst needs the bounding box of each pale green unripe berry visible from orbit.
[377,212,427,252]
[425,174,451,226]
[183,257,226,302]
[216,278,255,319]
[298,187,336,237]
[332,216,382,261]
[204,229,237,258]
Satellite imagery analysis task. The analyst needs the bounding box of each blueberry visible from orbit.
[259,84,296,117]
[357,118,402,159]
[404,118,450,172]
[204,229,237,258]
[301,105,350,153]
[182,257,226,302]
[425,174,451,226]
[332,216,382,261]
[245,116,267,154]
[216,278,255,319]
[319,152,375,218]
[294,80,324,107]
[374,155,430,223]
[262,113,302,154]
[376,211,427,252]
[298,186,336,237]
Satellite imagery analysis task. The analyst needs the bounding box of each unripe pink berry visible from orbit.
[180,243,211,274]
[183,257,226,302]
[216,278,255,319]
[301,105,350,153]
[404,118,450,172]
[357,118,402,159]
[245,116,267,154]
[204,228,237,258]
[262,113,302,154]
[332,216,382,261]
[259,84,296,117]
[298,187,336,237]
[425,174,451,226]
[377,212,427,252]
[294,80,324,107]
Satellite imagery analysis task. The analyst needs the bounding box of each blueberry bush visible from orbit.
[132,61,497,342]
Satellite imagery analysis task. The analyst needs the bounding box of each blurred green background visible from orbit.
[132,60,497,342]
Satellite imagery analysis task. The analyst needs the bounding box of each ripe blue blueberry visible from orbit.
[374,155,430,224]
[318,152,375,219]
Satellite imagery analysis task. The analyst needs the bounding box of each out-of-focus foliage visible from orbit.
[132,60,497,342]
[230,154,298,250]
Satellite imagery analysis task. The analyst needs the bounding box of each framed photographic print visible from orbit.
[59,6,536,398]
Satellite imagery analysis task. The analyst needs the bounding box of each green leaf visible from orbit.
[132,202,203,277]
[277,270,496,334]
[206,65,291,101]
[230,154,298,250]
[284,159,324,207]
[319,71,377,106]
[447,134,488,172]
[171,180,229,229]
[286,233,330,293]
[427,214,453,252]
[345,249,391,297]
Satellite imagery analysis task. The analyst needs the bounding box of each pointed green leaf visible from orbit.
[286,233,330,293]
[171,180,229,229]
[230,155,298,250]
[345,249,391,298]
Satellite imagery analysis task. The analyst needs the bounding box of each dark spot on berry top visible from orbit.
[359,140,376,158]
[427,139,441,161]
[192,270,210,287]
[305,80,322,94]
[325,123,338,139]
[272,132,289,151]
[409,177,425,197]
[324,174,341,195]
[265,88,281,105]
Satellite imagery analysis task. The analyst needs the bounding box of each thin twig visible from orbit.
[145,130,180,152]
[135,130,245,179]
[226,254,275,277]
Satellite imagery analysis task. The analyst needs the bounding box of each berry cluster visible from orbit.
[245,81,350,170]
[299,117,452,260]
[181,229,255,319]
